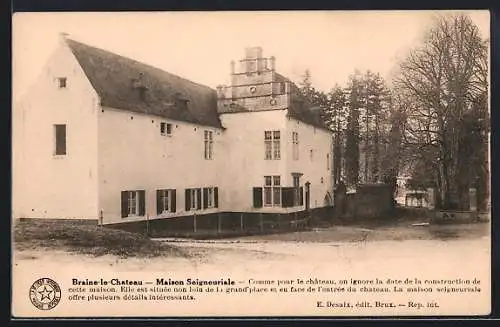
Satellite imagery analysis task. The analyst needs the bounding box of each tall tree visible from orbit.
[328,85,348,185]
[395,13,488,210]
[344,71,363,187]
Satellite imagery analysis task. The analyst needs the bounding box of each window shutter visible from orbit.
[203,188,208,209]
[171,190,176,213]
[253,187,263,208]
[185,189,191,211]
[214,187,219,208]
[156,190,162,214]
[299,187,304,206]
[282,187,294,208]
[121,191,128,218]
[138,190,146,216]
[197,188,202,210]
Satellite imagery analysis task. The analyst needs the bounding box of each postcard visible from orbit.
[11,10,491,318]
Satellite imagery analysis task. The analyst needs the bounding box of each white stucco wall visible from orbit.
[219,110,333,213]
[219,109,288,213]
[97,108,225,224]
[286,117,334,209]
[12,40,100,219]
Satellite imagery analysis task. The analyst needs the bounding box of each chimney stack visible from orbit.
[270,56,276,71]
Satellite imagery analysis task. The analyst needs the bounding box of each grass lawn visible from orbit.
[13,219,186,258]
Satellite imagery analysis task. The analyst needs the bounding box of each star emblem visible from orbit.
[38,286,53,301]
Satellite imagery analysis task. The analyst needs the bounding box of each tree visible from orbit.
[328,85,348,185]
[395,13,489,210]
[344,71,363,187]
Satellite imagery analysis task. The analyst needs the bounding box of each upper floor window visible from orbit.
[57,77,67,89]
[292,132,299,160]
[54,124,66,155]
[204,130,214,159]
[161,122,172,136]
[265,130,280,160]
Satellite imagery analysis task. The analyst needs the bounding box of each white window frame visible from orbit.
[206,187,215,208]
[264,130,281,160]
[161,122,173,136]
[158,189,173,213]
[292,131,299,160]
[264,175,281,207]
[128,191,140,216]
[189,189,198,210]
[204,130,214,160]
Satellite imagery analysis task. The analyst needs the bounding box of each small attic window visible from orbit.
[58,77,67,89]
[160,122,172,136]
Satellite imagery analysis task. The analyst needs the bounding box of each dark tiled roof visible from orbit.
[275,73,331,132]
[66,39,222,128]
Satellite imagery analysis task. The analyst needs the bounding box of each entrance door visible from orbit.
[305,182,311,211]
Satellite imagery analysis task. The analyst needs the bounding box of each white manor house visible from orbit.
[13,34,334,231]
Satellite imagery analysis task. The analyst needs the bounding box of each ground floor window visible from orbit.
[121,190,145,218]
[186,187,219,211]
[264,176,281,206]
[157,189,176,214]
[203,187,219,209]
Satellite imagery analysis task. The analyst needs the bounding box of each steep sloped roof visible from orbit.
[66,39,222,128]
[275,73,331,132]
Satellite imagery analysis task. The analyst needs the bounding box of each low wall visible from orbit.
[343,184,394,220]
[432,210,490,224]
[17,217,99,225]
[104,208,332,238]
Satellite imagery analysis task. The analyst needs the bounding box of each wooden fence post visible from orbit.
[240,213,244,232]
[259,212,263,232]
[194,214,197,234]
[218,213,222,234]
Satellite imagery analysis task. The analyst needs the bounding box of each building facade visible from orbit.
[13,35,333,227]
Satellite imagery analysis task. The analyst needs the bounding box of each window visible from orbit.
[202,187,219,209]
[185,187,218,211]
[57,77,67,89]
[264,130,280,160]
[264,176,281,206]
[157,189,176,214]
[190,189,199,210]
[128,192,137,215]
[327,153,330,170]
[54,124,66,155]
[204,130,213,159]
[121,190,145,218]
[292,132,299,160]
[161,122,172,136]
[293,175,301,206]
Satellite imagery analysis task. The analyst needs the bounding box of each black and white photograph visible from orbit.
[12,10,491,317]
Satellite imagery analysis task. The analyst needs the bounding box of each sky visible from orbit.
[12,10,489,102]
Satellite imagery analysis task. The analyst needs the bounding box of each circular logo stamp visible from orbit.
[29,278,62,310]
